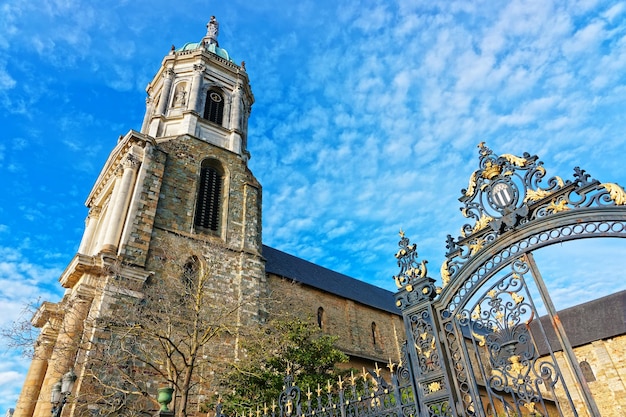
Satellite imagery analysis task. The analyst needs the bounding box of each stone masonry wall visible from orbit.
[267,274,404,365]
[552,335,626,417]
[120,143,167,267]
[153,134,261,251]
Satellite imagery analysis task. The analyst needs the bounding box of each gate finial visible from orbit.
[393,232,437,309]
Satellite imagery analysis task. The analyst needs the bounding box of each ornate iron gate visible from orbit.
[393,144,626,416]
[218,144,626,417]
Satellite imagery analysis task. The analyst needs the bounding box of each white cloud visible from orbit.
[3,0,626,411]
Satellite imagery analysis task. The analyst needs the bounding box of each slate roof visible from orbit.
[262,245,399,315]
[262,245,626,351]
[532,289,626,355]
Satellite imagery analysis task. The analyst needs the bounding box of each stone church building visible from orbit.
[11,17,626,417]
[12,18,404,417]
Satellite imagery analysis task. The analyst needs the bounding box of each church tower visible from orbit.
[13,17,264,417]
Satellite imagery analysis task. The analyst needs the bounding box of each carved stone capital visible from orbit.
[88,206,102,219]
[193,64,206,73]
[122,154,141,170]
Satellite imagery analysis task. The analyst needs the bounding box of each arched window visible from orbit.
[371,322,377,345]
[580,360,596,382]
[317,307,324,329]
[203,89,224,125]
[182,256,200,289]
[194,159,224,232]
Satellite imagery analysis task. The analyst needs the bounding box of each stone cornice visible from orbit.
[85,130,156,207]
[59,252,153,290]
[149,49,253,105]
[31,301,63,328]
[59,253,100,289]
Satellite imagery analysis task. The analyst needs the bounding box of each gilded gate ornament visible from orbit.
[444,143,626,291]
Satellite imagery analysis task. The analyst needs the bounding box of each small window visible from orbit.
[317,307,324,329]
[580,360,595,382]
[182,256,200,289]
[194,159,223,232]
[204,90,224,125]
[371,322,377,345]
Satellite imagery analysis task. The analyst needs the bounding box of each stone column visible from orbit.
[101,155,140,254]
[12,326,57,417]
[187,64,205,114]
[155,69,175,116]
[77,207,101,255]
[94,173,123,254]
[31,297,92,417]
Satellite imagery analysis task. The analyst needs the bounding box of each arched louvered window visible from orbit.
[204,89,224,125]
[194,159,223,232]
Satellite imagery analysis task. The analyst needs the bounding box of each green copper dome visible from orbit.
[176,42,234,63]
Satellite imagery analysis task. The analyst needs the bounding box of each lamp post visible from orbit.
[50,370,77,417]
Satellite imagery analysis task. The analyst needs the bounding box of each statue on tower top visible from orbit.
[206,16,219,46]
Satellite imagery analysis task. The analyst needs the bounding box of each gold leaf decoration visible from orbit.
[428,381,442,393]
[501,153,527,167]
[509,355,525,375]
[471,305,481,320]
[471,331,486,346]
[524,188,552,202]
[472,213,493,233]
[511,292,524,305]
[481,161,502,179]
[465,171,478,196]
[546,199,569,214]
[556,176,564,187]
[601,183,626,205]
[440,260,451,287]
[418,260,428,278]
[524,402,536,413]
[468,238,485,255]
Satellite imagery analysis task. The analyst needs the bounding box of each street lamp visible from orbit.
[51,370,77,417]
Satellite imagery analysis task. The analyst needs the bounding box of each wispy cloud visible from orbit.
[2,0,626,413]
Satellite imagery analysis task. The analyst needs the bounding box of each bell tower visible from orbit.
[141,16,253,162]
[13,17,264,417]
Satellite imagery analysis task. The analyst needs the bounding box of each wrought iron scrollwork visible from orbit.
[393,232,438,310]
[226,355,420,417]
[441,143,626,292]
[447,258,578,416]
[410,310,441,375]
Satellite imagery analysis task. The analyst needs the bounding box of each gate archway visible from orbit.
[393,144,626,417]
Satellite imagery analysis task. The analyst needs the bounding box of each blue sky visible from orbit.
[2,0,626,413]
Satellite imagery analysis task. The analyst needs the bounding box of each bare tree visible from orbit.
[79,235,264,417]
[6,234,266,417]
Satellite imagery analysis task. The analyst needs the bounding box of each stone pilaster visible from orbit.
[77,207,101,255]
[101,155,140,254]
[187,64,205,114]
[155,69,175,116]
[31,296,92,417]
[13,315,60,417]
